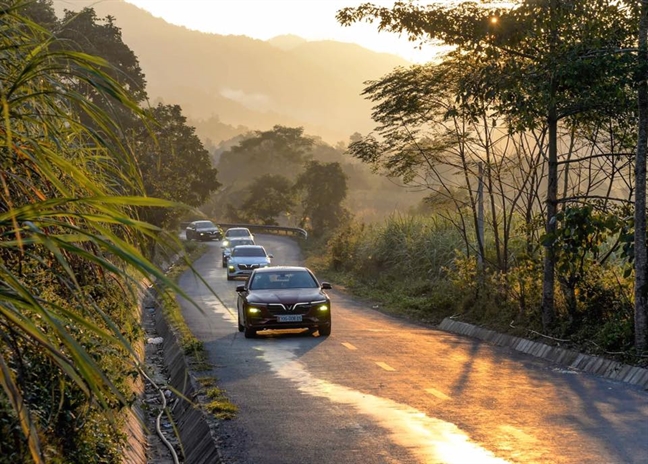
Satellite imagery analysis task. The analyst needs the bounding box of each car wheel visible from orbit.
[222,259,227,268]
[227,274,233,281]
[237,314,244,332]
[318,324,331,336]
[244,327,257,338]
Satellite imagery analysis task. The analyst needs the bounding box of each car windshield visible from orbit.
[229,239,254,247]
[227,229,250,237]
[249,271,318,290]
[196,221,215,229]
[232,247,266,257]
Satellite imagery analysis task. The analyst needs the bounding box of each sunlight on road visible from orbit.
[256,344,509,464]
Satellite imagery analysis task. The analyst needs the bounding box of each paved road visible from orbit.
[177,234,648,464]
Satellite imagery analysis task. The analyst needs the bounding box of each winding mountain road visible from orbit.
[177,234,648,464]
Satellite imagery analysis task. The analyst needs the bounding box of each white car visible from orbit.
[226,245,272,281]
[221,237,255,267]
[223,227,254,242]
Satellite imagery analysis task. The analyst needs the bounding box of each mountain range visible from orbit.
[53,0,411,145]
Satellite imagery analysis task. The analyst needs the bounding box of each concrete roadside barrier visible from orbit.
[439,318,648,390]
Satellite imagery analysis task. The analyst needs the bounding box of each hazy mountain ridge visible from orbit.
[53,0,410,144]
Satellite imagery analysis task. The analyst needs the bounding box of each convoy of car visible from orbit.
[184,224,332,336]
[235,266,332,338]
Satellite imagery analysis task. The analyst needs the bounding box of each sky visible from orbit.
[123,0,444,63]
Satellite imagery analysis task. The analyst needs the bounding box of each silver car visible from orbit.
[221,237,255,267]
[226,245,272,281]
[223,227,254,242]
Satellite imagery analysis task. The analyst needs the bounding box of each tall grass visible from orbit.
[0,3,193,462]
[317,210,635,355]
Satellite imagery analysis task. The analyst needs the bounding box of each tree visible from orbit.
[634,0,648,351]
[218,125,314,181]
[133,103,220,227]
[57,6,148,105]
[338,0,636,330]
[294,161,350,237]
[239,174,295,225]
[212,125,314,220]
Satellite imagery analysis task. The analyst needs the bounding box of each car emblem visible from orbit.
[285,304,294,311]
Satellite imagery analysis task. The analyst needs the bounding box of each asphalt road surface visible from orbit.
[177,234,648,464]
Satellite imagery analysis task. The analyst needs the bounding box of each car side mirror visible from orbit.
[268,254,274,258]
[321,282,332,290]
[236,284,246,293]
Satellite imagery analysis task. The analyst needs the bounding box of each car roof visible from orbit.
[233,245,264,250]
[253,266,309,274]
[226,227,251,232]
[193,220,215,225]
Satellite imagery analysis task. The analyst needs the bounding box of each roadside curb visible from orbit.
[439,318,648,390]
[154,306,223,464]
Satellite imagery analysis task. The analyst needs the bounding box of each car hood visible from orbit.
[247,289,327,304]
[197,227,219,233]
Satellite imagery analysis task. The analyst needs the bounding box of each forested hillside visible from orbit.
[52,0,409,145]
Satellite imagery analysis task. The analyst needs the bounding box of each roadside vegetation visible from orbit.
[0,1,219,462]
[319,0,646,364]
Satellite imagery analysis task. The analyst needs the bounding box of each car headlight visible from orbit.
[248,307,261,314]
[318,304,329,312]
[223,240,229,246]
[228,265,235,271]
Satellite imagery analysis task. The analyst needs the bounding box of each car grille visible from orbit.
[238,263,261,270]
[267,302,313,315]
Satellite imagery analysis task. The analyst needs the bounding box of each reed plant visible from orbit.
[0,3,195,462]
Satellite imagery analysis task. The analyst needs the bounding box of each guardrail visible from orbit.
[180,222,308,240]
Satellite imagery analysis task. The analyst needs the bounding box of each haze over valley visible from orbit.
[54,0,410,146]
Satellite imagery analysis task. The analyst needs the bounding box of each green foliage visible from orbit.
[0,2,207,462]
[310,208,635,356]
[540,204,633,330]
[239,174,295,225]
[294,160,350,238]
[211,125,314,220]
[203,387,237,420]
[218,125,314,183]
[57,5,148,116]
[133,103,221,228]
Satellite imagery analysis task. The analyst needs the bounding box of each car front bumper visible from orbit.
[197,232,220,241]
[245,315,331,332]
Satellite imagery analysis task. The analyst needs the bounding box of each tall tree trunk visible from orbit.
[542,106,558,329]
[541,0,560,330]
[634,0,648,352]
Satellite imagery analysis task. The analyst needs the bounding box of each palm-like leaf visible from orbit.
[0,3,197,462]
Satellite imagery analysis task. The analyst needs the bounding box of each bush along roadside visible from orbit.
[304,214,646,369]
